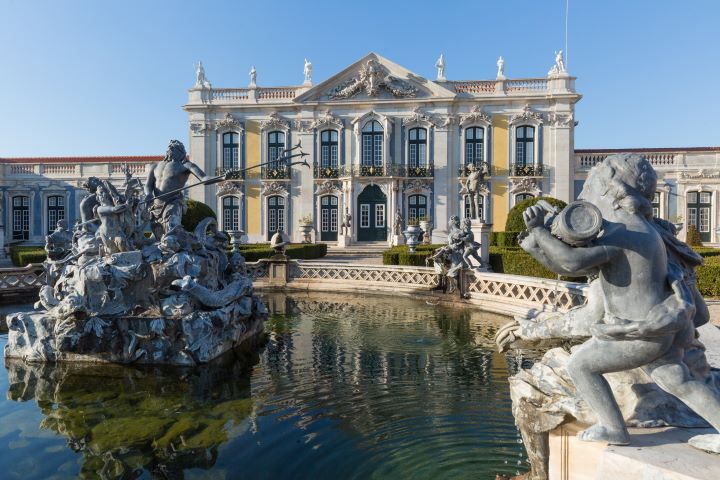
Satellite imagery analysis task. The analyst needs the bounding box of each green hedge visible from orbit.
[490,231,521,247]
[181,199,216,232]
[505,196,567,233]
[382,244,443,266]
[9,246,47,266]
[237,243,327,261]
[697,254,720,297]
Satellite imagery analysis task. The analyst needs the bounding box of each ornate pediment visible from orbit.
[403,178,433,194]
[261,181,289,196]
[314,180,342,195]
[217,181,243,196]
[459,105,491,127]
[402,106,437,127]
[310,110,343,131]
[327,59,418,99]
[215,113,242,131]
[509,104,544,124]
[510,177,542,195]
[260,112,288,131]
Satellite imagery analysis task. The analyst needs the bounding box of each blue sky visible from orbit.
[1,0,718,157]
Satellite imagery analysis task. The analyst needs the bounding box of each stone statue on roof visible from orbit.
[435,54,445,81]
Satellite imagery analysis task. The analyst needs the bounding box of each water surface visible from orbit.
[0,293,527,479]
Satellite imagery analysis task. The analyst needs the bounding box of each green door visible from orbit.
[357,185,387,241]
[320,195,338,241]
[687,191,712,242]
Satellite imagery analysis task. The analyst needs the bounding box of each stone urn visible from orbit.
[298,223,313,244]
[419,220,433,244]
[403,225,422,253]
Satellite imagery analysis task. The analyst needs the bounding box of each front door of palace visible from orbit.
[357,185,387,241]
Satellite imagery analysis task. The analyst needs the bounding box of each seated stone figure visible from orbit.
[498,153,720,466]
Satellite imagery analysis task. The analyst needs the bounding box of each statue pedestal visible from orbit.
[471,221,492,271]
[549,422,719,480]
[337,234,352,248]
[391,234,405,247]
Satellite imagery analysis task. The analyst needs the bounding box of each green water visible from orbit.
[0,293,527,479]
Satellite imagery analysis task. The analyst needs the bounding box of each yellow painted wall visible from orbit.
[246,121,261,236]
[491,116,509,228]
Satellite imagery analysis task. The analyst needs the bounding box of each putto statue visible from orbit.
[5,140,268,366]
[496,153,720,477]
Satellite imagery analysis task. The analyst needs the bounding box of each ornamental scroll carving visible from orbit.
[217,182,243,196]
[215,113,242,131]
[328,59,418,99]
[261,181,289,197]
[310,110,343,130]
[402,106,437,127]
[510,177,541,195]
[260,112,288,131]
[459,105,491,127]
[403,179,433,194]
[509,104,544,124]
[314,180,342,196]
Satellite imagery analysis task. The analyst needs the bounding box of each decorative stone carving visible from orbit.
[261,181,289,196]
[679,169,720,179]
[495,153,720,478]
[510,177,541,194]
[547,111,574,127]
[439,115,456,128]
[402,106,437,127]
[293,119,311,133]
[403,178,432,194]
[310,110,343,130]
[314,180,341,196]
[303,58,312,85]
[249,66,256,87]
[260,112,288,131]
[497,56,505,80]
[190,122,209,136]
[327,59,418,99]
[459,105,491,127]
[217,181,243,196]
[215,113,242,131]
[509,104,544,124]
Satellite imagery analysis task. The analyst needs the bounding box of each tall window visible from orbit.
[47,195,65,234]
[362,120,383,167]
[222,196,240,232]
[687,191,712,242]
[408,194,427,223]
[515,126,535,166]
[464,195,484,220]
[408,128,427,168]
[12,195,29,240]
[321,130,339,168]
[268,131,285,169]
[652,192,660,218]
[465,127,484,167]
[223,132,239,170]
[267,195,286,238]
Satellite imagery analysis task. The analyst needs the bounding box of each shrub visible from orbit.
[382,245,444,266]
[505,196,567,233]
[10,246,47,266]
[181,200,216,232]
[697,256,720,297]
[686,224,703,247]
[695,247,720,258]
[238,243,327,261]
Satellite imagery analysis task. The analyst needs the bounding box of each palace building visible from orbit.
[1,53,719,250]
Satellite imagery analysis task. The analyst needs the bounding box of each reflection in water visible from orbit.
[1,293,527,479]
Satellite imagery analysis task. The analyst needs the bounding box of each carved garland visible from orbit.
[314,180,342,196]
[310,110,344,131]
[215,113,242,131]
[190,123,209,136]
[510,177,542,195]
[403,179,433,194]
[509,104,544,124]
[459,105,491,127]
[261,181,289,196]
[217,181,243,196]
[260,112,288,131]
[547,111,574,127]
[402,106,437,127]
[327,59,418,99]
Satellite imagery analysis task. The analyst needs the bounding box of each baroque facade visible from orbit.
[183,53,580,243]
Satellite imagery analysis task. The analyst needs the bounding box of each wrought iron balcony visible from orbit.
[406,163,434,177]
[358,164,386,177]
[510,163,543,177]
[215,167,245,179]
[261,164,291,180]
[314,163,340,179]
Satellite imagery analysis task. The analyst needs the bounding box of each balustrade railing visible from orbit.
[210,88,250,101]
[406,163,434,177]
[9,164,34,175]
[44,164,76,175]
[257,87,297,100]
[215,167,245,178]
[576,152,677,169]
[291,263,441,289]
[0,263,46,294]
[505,79,548,93]
[510,163,544,176]
[451,81,497,94]
[111,163,147,175]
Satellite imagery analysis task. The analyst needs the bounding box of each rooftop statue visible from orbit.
[496,153,720,477]
[303,58,312,84]
[249,65,257,87]
[5,140,268,366]
[435,54,445,81]
[496,56,505,79]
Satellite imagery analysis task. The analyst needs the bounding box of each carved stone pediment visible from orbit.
[261,181,289,196]
[327,59,417,99]
[510,177,542,195]
[402,106,437,127]
[260,112,288,131]
[509,104,544,124]
[215,113,242,131]
[459,105,491,127]
[403,178,433,194]
[314,180,342,196]
[310,110,343,131]
[217,181,243,196]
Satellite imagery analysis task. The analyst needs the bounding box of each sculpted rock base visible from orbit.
[6,298,267,366]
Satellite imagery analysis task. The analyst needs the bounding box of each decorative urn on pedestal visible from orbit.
[403,224,422,253]
[419,217,433,244]
[297,214,314,244]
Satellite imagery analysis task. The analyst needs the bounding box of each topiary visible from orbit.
[505,196,567,233]
[686,224,704,247]
[181,199,217,232]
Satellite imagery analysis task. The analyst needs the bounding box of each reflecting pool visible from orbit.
[0,293,527,479]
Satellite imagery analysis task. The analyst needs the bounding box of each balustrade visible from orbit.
[10,164,34,175]
[576,152,676,169]
[506,79,548,92]
[406,163,434,177]
[210,88,250,102]
[452,81,497,94]
[257,87,297,100]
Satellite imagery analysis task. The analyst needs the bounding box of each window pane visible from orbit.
[331,131,338,142]
[700,192,711,204]
[687,192,697,204]
[375,204,385,228]
[418,129,426,140]
[410,129,417,141]
[526,127,534,139]
[466,129,474,140]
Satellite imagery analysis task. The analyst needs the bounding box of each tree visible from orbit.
[686,224,703,247]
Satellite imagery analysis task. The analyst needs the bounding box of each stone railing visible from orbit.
[9,164,34,175]
[44,164,76,175]
[110,163,147,175]
[451,80,497,94]
[294,263,440,289]
[0,263,46,299]
[505,79,548,93]
[210,88,250,102]
[257,87,297,100]
[576,151,677,170]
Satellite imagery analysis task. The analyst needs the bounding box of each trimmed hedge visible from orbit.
[382,244,443,266]
[9,246,47,266]
[505,196,567,233]
[237,243,327,261]
[490,231,521,247]
[181,199,216,232]
[488,246,584,280]
[697,255,720,297]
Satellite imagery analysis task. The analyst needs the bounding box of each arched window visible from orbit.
[515,193,534,203]
[408,128,427,168]
[47,195,65,234]
[267,195,286,239]
[362,120,383,167]
[222,196,240,232]
[321,130,338,168]
[222,132,239,171]
[515,126,535,167]
[465,127,484,167]
[408,194,427,223]
[268,131,285,169]
[463,195,484,221]
[12,195,29,240]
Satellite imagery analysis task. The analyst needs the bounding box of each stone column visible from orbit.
[0,225,5,259]
[472,221,493,270]
[434,121,451,243]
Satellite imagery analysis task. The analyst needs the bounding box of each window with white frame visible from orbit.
[360,204,370,228]
[47,195,65,234]
[267,195,286,238]
[463,195,484,220]
[12,195,30,240]
[465,127,484,167]
[222,196,240,232]
[268,131,285,169]
[362,120,383,167]
[408,128,427,168]
[515,126,535,167]
[408,194,427,223]
[515,193,534,203]
[375,204,385,228]
[652,192,660,218]
[223,132,239,170]
[320,195,338,232]
[321,130,339,168]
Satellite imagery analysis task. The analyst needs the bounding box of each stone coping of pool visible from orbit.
[549,421,719,480]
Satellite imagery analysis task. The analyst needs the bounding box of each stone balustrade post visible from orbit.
[476,222,492,270]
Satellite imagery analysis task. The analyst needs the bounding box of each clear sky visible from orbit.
[1,0,718,157]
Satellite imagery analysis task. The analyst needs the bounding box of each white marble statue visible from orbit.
[554,50,566,73]
[194,61,211,88]
[249,66,257,87]
[435,54,445,81]
[496,56,505,79]
[303,58,312,84]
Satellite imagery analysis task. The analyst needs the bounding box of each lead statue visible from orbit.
[464,163,487,220]
[145,140,208,238]
[496,153,720,478]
